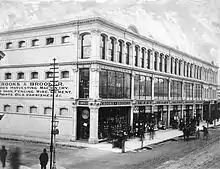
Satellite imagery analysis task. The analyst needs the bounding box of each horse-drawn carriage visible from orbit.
[183,122,198,140]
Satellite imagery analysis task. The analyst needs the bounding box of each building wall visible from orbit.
[0,17,218,143]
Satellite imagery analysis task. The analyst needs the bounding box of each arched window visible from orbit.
[59,108,68,116]
[109,37,115,61]
[118,40,123,63]
[125,43,130,65]
[174,59,178,74]
[147,50,151,69]
[100,34,106,59]
[178,60,181,75]
[30,106,37,114]
[140,48,145,68]
[154,52,158,71]
[164,55,168,72]
[186,63,190,77]
[159,54,163,71]
[45,71,53,79]
[190,64,193,77]
[4,105,10,112]
[170,57,174,74]
[17,72,24,80]
[134,46,139,67]
[81,33,91,59]
[16,106,23,113]
[6,42,12,49]
[44,107,52,115]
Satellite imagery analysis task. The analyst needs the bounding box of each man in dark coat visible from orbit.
[39,148,49,169]
[0,145,7,168]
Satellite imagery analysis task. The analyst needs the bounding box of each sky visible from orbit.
[0,0,220,67]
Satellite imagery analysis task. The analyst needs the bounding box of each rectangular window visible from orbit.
[5,73,12,80]
[17,72,24,80]
[18,41,25,48]
[30,106,37,114]
[46,37,54,45]
[32,39,39,46]
[108,71,116,98]
[31,72,38,79]
[146,77,152,99]
[61,71,69,78]
[61,36,70,43]
[45,71,53,79]
[99,70,108,98]
[134,75,140,99]
[6,42,12,49]
[79,68,90,98]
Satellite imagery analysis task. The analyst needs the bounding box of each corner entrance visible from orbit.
[77,107,90,140]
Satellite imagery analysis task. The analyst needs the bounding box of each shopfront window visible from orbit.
[139,76,146,99]
[146,77,152,99]
[184,82,193,100]
[170,80,182,100]
[79,68,90,98]
[154,78,168,100]
[99,70,131,99]
[134,75,140,99]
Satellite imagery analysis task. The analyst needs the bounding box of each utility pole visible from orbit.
[49,58,59,169]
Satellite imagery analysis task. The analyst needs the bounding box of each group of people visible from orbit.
[183,125,209,141]
[0,146,49,169]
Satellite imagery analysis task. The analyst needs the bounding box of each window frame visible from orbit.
[31,72,38,79]
[61,71,69,79]
[6,42,12,49]
[46,37,55,45]
[61,36,70,44]
[32,39,40,46]
[18,40,26,48]
[30,106,37,114]
[5,72,12,80]
[17,72,24,80]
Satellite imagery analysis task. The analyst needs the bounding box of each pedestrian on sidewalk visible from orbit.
[202,125,209,140]
[39,148,49,169]
[149,123,155,140]
[0,145,7,168]
[9,147,21,169]
[196,128,200,139]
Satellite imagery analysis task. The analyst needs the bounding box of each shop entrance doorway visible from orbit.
[77,107,90,140]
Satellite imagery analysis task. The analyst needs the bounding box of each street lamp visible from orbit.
[52,114,59,169]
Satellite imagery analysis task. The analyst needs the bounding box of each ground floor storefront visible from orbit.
[73,101,205,143]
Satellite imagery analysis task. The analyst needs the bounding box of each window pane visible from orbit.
[60,108,68,116]
[79,68,90,98]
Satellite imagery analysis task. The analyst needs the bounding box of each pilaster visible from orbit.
[167,105,170,128]
[89,64,100,99]
[72,65,79,99]
[152,76,155,100]
[168,78,171,100]
[70,106,77,141]
[161,54,165,72]
[73,31,80,60]
[91,29,101,59]
[89,106,99,144]
[150,49,154,70]
[131,71,135,100]
[131,42,135,67]
[130,106,134,130]
[156,52,160,71]
[191,64,194,78]
[176,59,179,75]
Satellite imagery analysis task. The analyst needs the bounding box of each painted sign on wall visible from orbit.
[0,81,73,98]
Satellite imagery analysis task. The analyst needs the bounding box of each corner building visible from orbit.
[0,17,218,143]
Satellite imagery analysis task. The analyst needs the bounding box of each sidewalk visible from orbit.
[0,121,219,154]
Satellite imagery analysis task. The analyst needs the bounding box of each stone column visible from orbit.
[167,105,170,128]
[70,106,77,141]
[131,42,135,66]
[72,65,79,99]
[91,29,101,59]
[131,71,135,100]
[167,55,171,73]
[176,59,179,75]
[180,60,183,76]
[130,106,134,130]
[114,40,118,62]
[89,64,100,99]
[137,47,141,67]
[191,64,194,78]
[89,106,99,143]
[168,78,171,101]
[161,54,165,72]
[182,81,185,100]
[152,76,155,100]
[156,52,160,71]
[122,42,126,64]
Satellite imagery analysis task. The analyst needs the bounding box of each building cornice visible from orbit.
[0,16,218,68]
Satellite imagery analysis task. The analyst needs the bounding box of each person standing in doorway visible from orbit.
[39,148,49,169]
[0,145,7,168]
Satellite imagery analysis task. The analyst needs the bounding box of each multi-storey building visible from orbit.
[0,17,218,143]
